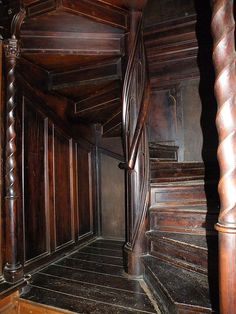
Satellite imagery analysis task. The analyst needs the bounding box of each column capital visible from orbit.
[4,38,20,58]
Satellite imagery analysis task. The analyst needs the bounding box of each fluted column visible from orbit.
[3,38,23,283]
[211,0,236,312]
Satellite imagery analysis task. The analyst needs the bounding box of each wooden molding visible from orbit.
[60,0,128,30]
[21,31,124,56]
[25,0,58,17]
[23,0,129,29]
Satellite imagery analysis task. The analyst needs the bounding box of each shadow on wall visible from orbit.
[195,1,219,312]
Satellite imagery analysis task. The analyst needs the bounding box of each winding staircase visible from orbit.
[1,0,221,313]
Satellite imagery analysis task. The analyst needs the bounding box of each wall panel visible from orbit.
[20,93,96,273]
[77,145,93,239]
[23,99,49,264]
[53,127,74,250]
[101,153,125,240]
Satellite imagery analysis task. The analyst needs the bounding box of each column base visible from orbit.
[3,262,24,283]
[123,244,143,277]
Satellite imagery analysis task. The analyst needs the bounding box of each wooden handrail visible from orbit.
[121,11,151,276]
[120,13,150,171]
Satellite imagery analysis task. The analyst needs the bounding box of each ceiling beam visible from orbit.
[49,59,122,90]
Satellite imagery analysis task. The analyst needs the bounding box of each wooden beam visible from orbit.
[60,0,128,30]
[211,0,236,313]
[20,31,124,56]
[49,60,122,90]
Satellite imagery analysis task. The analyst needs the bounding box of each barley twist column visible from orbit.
[211,0,236,312]
[3,38,23,283]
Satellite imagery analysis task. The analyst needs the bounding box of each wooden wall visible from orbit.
[100,153,125,240]
[19,93,96,272]
[144,0,218,162]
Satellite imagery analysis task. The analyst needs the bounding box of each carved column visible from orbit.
[211,0,236,312]
[3,38,23,283]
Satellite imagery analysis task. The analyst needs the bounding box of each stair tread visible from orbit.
[143,256,214,309]
[151,180,205,186]
[147,231,218,250]
[150,202,208,210]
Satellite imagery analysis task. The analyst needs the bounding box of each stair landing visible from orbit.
[20,239,158,314]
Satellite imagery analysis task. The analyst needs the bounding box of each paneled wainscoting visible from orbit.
[18,239,158,313]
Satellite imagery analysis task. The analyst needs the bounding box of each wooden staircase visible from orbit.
[142,158,220,313]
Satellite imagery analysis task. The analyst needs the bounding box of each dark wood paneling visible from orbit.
[143,0,196,27]
[23,99,49,264]
[77,145,93,239]
[53,127,74,250]
[148,89,177,144]
[19,88,96,272]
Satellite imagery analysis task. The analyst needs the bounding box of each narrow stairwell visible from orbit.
[142,154,220,313]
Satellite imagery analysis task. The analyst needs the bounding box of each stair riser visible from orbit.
[151,184,207,205]
[151,240,208,273]
[143,263,212,314]
[150,211,218,234]
[143,266,176,314]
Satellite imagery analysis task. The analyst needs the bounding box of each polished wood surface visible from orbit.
[20,239,156,314]
[119,11,150,276]
[211,0,236,313]
[0,292,18,314]
[0,38,4,284]
[21,96,96,271]
[0,0,226,313]
[3,37,23,283]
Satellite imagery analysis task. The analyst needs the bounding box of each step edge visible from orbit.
[142,256,212,309]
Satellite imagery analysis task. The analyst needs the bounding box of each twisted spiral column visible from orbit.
[3,38,23,283]
[212,0,236,312]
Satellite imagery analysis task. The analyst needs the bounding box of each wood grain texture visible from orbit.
[211,1,236,313]
[20,239,156,314]
[23,99,49,264]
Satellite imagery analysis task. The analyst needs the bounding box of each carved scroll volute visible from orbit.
[211,0,236,312]
[3,38,23,282]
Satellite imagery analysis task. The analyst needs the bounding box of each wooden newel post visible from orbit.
[3,38,23,283]
[211,0,236,312]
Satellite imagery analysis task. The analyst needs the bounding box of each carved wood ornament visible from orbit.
[211,0,236,312]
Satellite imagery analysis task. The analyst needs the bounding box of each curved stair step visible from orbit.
[142,255,219,314]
